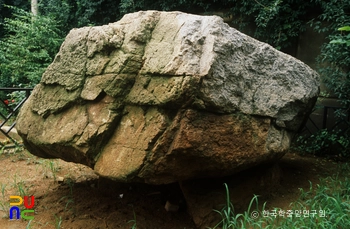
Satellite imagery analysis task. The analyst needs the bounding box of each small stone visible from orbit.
[164,201,179,212]
[57,176,64,183]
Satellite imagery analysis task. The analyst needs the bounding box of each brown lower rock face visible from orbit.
[94,106,170,182]
[95,108,289,184]
[142,109,288,184]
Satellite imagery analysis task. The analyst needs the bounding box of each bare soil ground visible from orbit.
[0,148,341,229]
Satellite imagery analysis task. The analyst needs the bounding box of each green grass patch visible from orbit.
[212,164,350,229]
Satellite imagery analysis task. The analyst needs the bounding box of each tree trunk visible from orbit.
[31,0,38,16]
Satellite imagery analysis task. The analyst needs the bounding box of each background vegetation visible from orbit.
[0,1,349,228]
[214,165,350,229]
[0,0,349,152]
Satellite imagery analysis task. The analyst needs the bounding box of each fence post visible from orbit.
[0,87,33,148]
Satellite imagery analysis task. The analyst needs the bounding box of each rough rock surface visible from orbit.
[16,11,319,184]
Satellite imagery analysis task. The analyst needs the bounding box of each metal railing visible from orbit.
[301,105,350,135]
[0,87,33,148]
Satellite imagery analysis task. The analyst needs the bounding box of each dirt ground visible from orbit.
[0,148,341,229]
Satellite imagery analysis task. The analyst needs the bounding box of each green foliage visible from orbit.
[226,0,312,50]
[0,0,30,38]
[6,90,25,109]
[1,0,122,39]
[38,0,72,33]
[54,215,62,229]
[330,26,350,46]
[0,6,63,87]
[0,90,26,123]
[321,30,350,108]
[295,0,350,159]
[119,0,212,15]
[295,129,350,158]
[311,0,350,107]
[39,0,122,35]
[127,205,137,229]
[212,183,263,229]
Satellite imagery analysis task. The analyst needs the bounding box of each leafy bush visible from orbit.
[295,1,350,158]
[224,0,312,50]
[39,0,112,29]
[295,129,350,158]
[321,25,350,108]
[311,0,350,107]
[0,6,63,87]
[119,0,210,15]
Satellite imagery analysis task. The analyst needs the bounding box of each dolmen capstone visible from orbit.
[16,11,319,184]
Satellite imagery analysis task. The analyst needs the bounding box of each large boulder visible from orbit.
[16,11,319,184]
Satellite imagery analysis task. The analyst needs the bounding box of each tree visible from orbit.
[31,0,38,16]
[0,0,30,38]
[0,6,63,87]
[38,0,122,35]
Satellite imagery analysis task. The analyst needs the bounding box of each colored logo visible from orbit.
[9,196,35,220]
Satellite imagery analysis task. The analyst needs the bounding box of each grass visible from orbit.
[212,164,350,229]
[0,182,8,215]
[48,160,59,182]
[127,205,137,229]
[12,174,30,197]
[58,177,76,217]
[54,215,63,229]
[25,220,33,229]
[38,159,60,182]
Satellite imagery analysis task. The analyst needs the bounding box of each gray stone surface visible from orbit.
[16,11,319,184]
